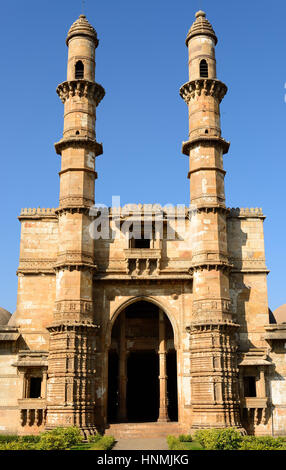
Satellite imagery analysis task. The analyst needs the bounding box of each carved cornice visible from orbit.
[189,260,233,274]
[55,206,90,216]
[54,137,103,156]
[186,320,239,332]
[182,135,230,155]
[180,79,227,104]
[188,205,230,216]
[56,80,105,105]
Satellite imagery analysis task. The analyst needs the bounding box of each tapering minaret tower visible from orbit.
[46,15,104,435]
[180,11,242,429]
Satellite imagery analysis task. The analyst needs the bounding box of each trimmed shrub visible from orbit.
[179,434,192,442]
[38,427,83,450]
[240,436,286,450]
[194,428,242,450]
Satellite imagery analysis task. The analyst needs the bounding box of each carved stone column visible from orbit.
[158,310,170,422]
[117,313,127,422]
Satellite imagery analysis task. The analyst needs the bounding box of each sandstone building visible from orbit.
[0,11,285,437]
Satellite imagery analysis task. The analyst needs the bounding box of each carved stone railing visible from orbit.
[18,399,47,427]
[124,249,161,276]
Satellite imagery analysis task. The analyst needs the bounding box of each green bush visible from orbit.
[239,436,286,450]
[88,434,102,443]
[91,435,115,450]
[194,428,242,450]
[38,427,83,450]
[179,434,192,442]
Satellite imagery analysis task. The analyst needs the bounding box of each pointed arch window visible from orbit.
[200,59,208,78]
[75,60,84,79]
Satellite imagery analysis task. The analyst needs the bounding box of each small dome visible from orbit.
[273,304,286,324]
[186,10,217,46]
[66,14,98,46]
[0,308,11,326]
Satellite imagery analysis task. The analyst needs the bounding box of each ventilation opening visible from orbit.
[75,130,80,135]
[75,60,84,79]
[29,377,42,398]
[200,59,208,78]
[243,376,256,397]
[205,129,209,134]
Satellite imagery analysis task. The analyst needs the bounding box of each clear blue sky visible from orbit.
[0,0,285,313]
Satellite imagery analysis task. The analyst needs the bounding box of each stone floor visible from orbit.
[113,438,169,450]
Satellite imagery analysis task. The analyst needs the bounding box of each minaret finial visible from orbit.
[195,10,206,18]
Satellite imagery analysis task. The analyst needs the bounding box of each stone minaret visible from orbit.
[46,15,104,435]
[180,11,242,429]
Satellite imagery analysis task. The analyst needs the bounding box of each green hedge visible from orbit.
[167,429,286,451]
[0,428,115,451]
[239,436,286,450]
[194,428,242,450]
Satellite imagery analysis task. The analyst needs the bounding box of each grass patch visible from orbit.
[167,435,203,450]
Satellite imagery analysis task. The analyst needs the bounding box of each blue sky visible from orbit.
[0,0,285,313]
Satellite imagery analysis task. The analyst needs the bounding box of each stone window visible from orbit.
[28,377,42,398]
[75,60,84,79]
[200,59,208,78]
[243,376,256,397]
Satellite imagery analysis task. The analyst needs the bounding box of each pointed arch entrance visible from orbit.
[107,300,178,423]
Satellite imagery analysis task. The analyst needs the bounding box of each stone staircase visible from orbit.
[104,422,182,439]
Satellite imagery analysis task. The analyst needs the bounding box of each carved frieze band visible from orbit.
[56,80,105,106]
[55,251,94,269]
[192,298,231,317]
[59,195,94,209]
[180,79,227,104]
[18,258,56,274]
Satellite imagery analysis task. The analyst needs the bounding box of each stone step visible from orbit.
[105,422,182,438]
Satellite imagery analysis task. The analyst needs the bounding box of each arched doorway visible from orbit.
[107,300,178,423]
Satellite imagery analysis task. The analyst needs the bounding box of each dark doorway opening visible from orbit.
[127,351,159,422]
[167,351,178,421]
[107,351,119,422]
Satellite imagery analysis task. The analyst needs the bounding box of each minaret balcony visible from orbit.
[180,78,227,104]
[56,79,105,105]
